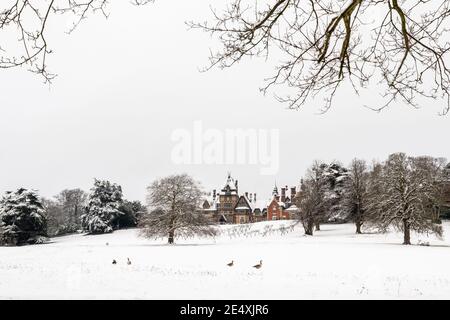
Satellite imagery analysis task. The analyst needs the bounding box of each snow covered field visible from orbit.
[1,221,450,299]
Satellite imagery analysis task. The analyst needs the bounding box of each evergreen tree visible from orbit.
[114,200,146,229]
[0,188,47,246]
[81,179,123,234]
[321,162,350,224]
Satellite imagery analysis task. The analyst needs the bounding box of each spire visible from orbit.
[222,172,238,194]
[272,181,278,196]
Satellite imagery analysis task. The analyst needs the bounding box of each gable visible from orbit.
[234,195,251,210]
[202,200,210,209]
[268,198,279,210]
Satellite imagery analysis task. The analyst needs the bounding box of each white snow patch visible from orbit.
[0,221,449,299]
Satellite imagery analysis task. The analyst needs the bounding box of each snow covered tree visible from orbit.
[343,159,370,234]
[56,189,87,230]
[295,161,329,236]
[442,164,450,218]
[81,179,123,234]
[44,189,88,236]
[0,188,47,246]
[140,174,217,244]
[295,179,322,236]
[367,153,445,245]
[320,162,350,227]
[42,198,64,237]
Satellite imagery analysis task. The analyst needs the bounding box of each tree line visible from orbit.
[295,153,450,245]
[0,179,146,246]
[0,152,449,246]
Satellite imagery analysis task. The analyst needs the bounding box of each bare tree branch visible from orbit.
[190,0,450,114]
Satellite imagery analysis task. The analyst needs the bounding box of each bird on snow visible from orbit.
[106,242,109,246]
[252,260,262,269]
[227,260,234,267]
[127,258,132,265]
[112,259,117,265]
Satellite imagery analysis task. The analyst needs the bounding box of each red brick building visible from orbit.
[267,184,298,221]
[201,173,266,224]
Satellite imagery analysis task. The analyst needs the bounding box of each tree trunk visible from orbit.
[315,222,320,231]
[432,206,441,224]
[168,230,175,244]
[355,222,362,234]
[304,219,314,236]
[355,215,362,234]
[168,215,175,244]
[403,219,411,245]
[355,206,362,234]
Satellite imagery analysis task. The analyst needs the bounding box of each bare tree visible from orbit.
[0,1,111,82]
[413,156,448,224]
[55,188,87,227]
[295,179,320,235]
[140,174,217,244]
[295,161,328,235]
[190,0,450,114]
[367,153,445,245]
[343,158,369,234]
[3,1,449,114]
[42,188,87,236]
[0,0,156,82]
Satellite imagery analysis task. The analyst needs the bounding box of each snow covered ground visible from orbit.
[1,221,450,299]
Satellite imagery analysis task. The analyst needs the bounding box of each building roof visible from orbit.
[285,204,300,212]
[219,173,238,195]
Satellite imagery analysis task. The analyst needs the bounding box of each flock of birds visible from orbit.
[110,258,263,269]
[227,260,263,269]
[111,258,131,265]
[107,243,263,269]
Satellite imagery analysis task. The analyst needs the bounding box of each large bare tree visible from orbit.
[191,0,450,114]
[367,153,445,245]
[55,188,87,227]
[343,158,370,234]
[140,173,217,244]
[295,161,329,235]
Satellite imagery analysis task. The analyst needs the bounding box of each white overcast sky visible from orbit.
[0,1,448,203]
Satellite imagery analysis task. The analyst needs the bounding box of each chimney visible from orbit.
[249,193,253,202]
[245,192,248,199]
[235,180,238,193]
[290,187,296,200]
[281,187,286,202]
[254,193,256,202]
[213,189,216,200]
